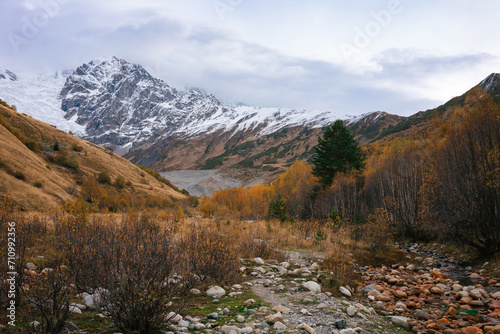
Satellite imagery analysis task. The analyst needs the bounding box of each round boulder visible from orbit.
[302,281,321,293]
[206,286,226,299]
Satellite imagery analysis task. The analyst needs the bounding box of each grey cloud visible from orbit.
[374,50,497,79]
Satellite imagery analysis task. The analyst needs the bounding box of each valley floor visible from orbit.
[161,169,269,197]
[3,210,500,334]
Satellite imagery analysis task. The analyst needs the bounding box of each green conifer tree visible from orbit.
[312,120,365,188]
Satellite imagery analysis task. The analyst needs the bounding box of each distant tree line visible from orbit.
[200,88,500,256]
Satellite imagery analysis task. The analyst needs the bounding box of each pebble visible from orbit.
[69,306,82,314]
[243,299,255,306]
[178,320,189,328]
[272,306,291,314]
[335,319,347,329]
[340,286,352,297]
[273,322,287,330]
[266,313,283,324]
[414,310,429,320]
[390,316,409,328]
[302,281,321,293]
[339,329,355,334]
[207,313,218,320]
[239,327,253,334]
[221,325,240,334]
[26,262,37,270]
[347,306,356,316]
[297,323,315,334]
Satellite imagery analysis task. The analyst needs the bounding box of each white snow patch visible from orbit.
[0,71,85,135]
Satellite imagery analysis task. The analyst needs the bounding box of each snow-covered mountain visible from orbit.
[0,57,351,155]
[59,57,224,148]
[1,57,498,172]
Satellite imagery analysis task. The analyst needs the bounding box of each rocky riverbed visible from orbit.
[21,244,500,334]
[358,243,500,333]
[160,245,500,334]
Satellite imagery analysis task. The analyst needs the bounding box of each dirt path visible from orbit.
[244,253,407,334]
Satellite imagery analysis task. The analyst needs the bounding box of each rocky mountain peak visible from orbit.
[59,57,225,150]
[479,73,500,94]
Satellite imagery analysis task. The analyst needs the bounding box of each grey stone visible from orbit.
[302,281,321,293]
[255,267,266,274]
[335,319,347,329]
[258,321,270,328]
[26,262,37,270]
[238,327,253,334]
[347,306,356,317]
[70,303,86,310]
[206,286,226,299]
[258,306,271,314]
[178,320,189,328]
[194,323,206,330]
[207,312,218,320]
[246,309,258,316]
[361,284,378,294]
[266,312,284,324]
[297,323,315,334]
[69,306,82,314]
[339,329,355,334]
[390,316,409,328]
[340,286,352,297]
[82,294,101,310]
[274,322,287,330]
[414,310,428,320]
[221,325,240,334]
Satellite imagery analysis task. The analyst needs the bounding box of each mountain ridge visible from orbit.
[0,58,499,176]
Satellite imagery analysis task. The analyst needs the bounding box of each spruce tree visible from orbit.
[312,120,365,188]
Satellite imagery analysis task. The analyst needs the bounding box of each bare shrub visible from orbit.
[0,199,51,325]
[238,238,286,262]
[181,226,240,285]
[323,253,360,294]
[80,175,106,203]
[323,226,361,294]
[59,209,186,333]
[21,269,71,334]
[363,207,394,252]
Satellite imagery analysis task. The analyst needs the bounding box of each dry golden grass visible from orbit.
[0,103,185,211]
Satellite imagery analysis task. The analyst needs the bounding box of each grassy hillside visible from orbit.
[0,100,185,211]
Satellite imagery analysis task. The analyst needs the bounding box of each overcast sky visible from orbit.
[1,0,500,115]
